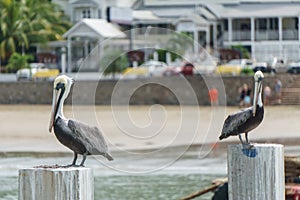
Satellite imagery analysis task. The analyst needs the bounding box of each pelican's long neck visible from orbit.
[49,76,74,132]
[257,86,263,107]
[252,79,263,116]
[253,80,263,108]
[55,87,68,120]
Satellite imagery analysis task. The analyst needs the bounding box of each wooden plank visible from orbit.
[179,178,227,200]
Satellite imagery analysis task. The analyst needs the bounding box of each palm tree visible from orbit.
[0,0,29,59]
[0,0,71,61]
[24,0,71,43]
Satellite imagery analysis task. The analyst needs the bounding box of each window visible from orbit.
[255,18,278,30]
[257,19,267,30]
[82,8,91,18]
[269,18,278,30]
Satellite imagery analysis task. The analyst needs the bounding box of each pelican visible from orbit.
[49,75,113,166]
[219,71,264,149]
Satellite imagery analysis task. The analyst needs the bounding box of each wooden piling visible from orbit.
[228,144,284,200]
[19,167,94,200]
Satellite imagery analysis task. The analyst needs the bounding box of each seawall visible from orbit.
[0,74,294,106]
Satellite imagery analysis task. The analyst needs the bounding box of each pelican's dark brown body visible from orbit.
[54,117,113,160]
[219,105,264,140]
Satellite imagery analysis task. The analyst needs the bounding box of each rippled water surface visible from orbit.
[0,150,227,200]
[0,174,223,200]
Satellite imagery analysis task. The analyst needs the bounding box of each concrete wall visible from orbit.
[0,74,295,105]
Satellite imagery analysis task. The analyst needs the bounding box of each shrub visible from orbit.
[241,67,254,75]
[6,53,33,73]
[101,50,128,76]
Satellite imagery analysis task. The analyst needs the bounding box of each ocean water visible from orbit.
[0,148,227,200]
[0,174,223,200]
[94,174,222,200]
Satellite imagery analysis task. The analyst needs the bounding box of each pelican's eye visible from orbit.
[55,82,65,90]
[258,77,264,81]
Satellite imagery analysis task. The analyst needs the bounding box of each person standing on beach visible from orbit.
[239,83,251,108]
[208,87,219,106]
[275,79,282,104]
[263,86,271,105]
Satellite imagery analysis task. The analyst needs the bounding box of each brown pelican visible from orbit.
[48,75,113,166]
[219,71,264,149]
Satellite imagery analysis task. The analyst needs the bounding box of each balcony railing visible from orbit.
[222,29,298,41]
[282,29,298,40]
[232,30,251,41]
[255,30,279,41]
[222,31,251,41]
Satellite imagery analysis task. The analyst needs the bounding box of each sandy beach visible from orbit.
[0,105,299,153]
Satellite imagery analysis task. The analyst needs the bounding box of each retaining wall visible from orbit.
[0,74,295,105]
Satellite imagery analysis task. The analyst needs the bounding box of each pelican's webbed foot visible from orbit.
[65,164,81,167]
[242,143,254,150]
[239,133,254,150]
[64,152,82,167]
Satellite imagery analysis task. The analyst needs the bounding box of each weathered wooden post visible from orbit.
[19,167,94,200]
[228,144,284,200]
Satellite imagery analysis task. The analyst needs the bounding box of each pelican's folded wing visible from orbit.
[220,107,252,138]
[68,119,109,155]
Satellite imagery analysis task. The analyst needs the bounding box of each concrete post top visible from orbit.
[228,143,284,158]
[229,143,284,148]
[20,166,93,172]
[19,165,94,200]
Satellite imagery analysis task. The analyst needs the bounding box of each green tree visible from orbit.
[149,49,179,63]
[231,45,250,59]
[23,0,71,43]
[0,0,71,60]
[101,50,128,77]
[0,0,28,59]
[6,52,33,73]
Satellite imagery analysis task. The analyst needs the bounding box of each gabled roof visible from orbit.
[175,14,209,26]
[63,19,126,39]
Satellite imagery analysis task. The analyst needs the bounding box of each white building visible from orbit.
[133,0,300,62]
[211,2,300,62]
[50,0,300,71]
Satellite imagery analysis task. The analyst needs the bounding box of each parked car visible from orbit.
[216,59,254,75]
[163,62,194,76]
[252,62,276,73]
[287,61,300,74]
[16,63,60,81]
[123,60,168,78]
[181,62,194,75]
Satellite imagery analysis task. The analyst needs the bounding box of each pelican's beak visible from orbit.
[252,78,262,117]
[49,89,58,133]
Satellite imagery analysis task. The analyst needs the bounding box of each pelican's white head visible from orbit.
[49,75,74,132]
[252,71,264,116]
[53,75,74,97]
[254,70,264,82]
